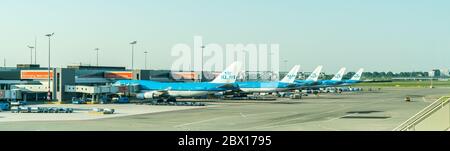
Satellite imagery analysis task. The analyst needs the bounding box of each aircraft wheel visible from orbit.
[156,99,164,103]
[167,97,177,102]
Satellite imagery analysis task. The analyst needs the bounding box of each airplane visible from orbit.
[114,62,242,102]
[235,65,301,93]
[294,65,323,88]
[340,68,364,86]
[315,67,347,87]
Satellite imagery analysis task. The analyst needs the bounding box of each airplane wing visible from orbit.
[158,90,169,93]
[287,84,299,88]
[140,89,170,95]
[154,87,172,94]
[217,83,238,89]
[140,87,170,94]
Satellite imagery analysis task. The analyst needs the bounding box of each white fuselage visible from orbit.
[239,88,289,93]
[167,91,212,97]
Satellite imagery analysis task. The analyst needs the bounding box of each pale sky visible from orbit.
[0,0,449,73]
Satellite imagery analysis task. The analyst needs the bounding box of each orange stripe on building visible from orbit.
[21,71,54,79]
[172,72,198,79]
[104,71,133,79]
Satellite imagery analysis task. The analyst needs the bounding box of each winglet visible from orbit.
[280,65,300,83]
[210,62,242,83]
[331,67,346,81]
[350,68,364,81]
[306,65,323,81]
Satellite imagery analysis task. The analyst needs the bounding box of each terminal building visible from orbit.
[1,64,284,103]
[0,64,176,103]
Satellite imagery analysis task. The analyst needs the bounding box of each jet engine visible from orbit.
[136,91,165,99]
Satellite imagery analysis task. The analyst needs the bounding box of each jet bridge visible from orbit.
[9,85,49,101]
[65,85,119,103]
[65,85,119,94]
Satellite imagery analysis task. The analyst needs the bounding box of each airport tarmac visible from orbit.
[0,87,448,131]
[0,104,206,122]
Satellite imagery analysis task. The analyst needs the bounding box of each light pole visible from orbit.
[45,33,54,101]
[130,41,137,70]
[34,36,37,64]
[94,48,99,66]
[201,45,205,82]
[27,45,34,64]
[144,51,148,70]
[268,52,274,81]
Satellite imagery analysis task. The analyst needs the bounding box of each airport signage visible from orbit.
[104,71,133,79]
[21,70,54,80]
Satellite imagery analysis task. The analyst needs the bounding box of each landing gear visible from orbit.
[153,97,176,103]
[156,99,165,103]
[167,97,177,102]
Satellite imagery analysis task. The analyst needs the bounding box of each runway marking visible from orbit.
[244,112,282,117]
[246,106,354,129]
[245,98,397,130]
[240,112,247,118]
[317,124,340,131]
[246,89,450,129]
[173,112,281,128]
[174,116,230,128]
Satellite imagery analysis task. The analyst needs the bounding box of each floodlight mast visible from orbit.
[27,45,35,64]
[94,48,100,66]
[130,41,137,70]
[45,33,54,101]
